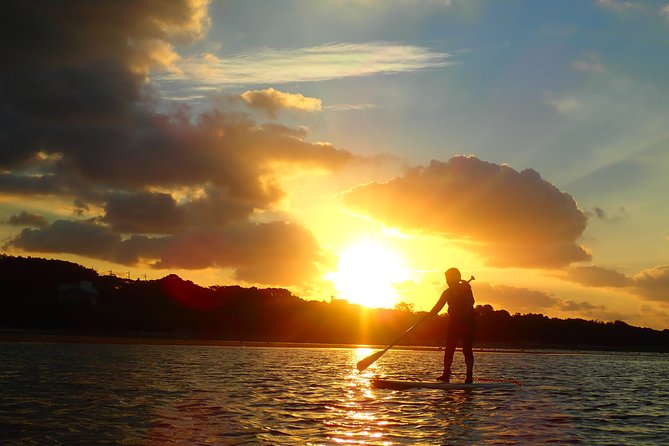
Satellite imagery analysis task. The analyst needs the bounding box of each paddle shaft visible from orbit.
[381,313,429,355]
[356,313,429,371]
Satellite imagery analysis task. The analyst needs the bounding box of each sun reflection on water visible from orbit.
[323,348,392,444]
[354,347,373,360]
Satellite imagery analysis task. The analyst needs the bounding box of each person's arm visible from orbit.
[429,290,448,316]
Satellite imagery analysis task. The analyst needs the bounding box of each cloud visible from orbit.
[557,300,604,312]
[564,265,632,287]
[1,0,204,168]
[159,42,455,85]
[548,96,582,114]
[0,0,356,186]
[561,264,669,305]
[4,211,49,229]
[0,0,361,286]
[632,265,669,303]
[476,283,558,310]
[344,156,590,268]
[5,219,327,286]
[6,220,124,260]
[102,191,187,234]
[101,186,261,234]
[323,103,377,111]
[587,206,629,222]
[240,88,322,118]
[571,52,606,73]
[73,200,90,217]
[597,0,642,12]
[155,221,330,285]
[476,282,606,316]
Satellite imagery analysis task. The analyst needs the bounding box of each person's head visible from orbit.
[445,268,461,287]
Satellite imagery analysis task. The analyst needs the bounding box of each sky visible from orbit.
[1,0,669,329]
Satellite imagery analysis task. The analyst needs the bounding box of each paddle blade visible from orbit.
[356,350,385,371]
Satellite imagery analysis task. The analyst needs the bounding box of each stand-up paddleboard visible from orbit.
[372,378,519,391]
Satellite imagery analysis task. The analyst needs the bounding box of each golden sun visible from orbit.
[326,238,409,308]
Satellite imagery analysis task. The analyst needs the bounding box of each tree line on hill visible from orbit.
[1,255,668,351]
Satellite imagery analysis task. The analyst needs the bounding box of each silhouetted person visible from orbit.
[429,268,475,383]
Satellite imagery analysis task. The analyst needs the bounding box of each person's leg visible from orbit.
[462,328,474,383]
[438,335,457,381]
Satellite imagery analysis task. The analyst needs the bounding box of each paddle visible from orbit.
[356,275,475,372]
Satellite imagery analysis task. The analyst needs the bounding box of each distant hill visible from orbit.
[1,255,668,351]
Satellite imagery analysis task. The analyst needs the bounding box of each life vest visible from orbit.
[447,281,475,323]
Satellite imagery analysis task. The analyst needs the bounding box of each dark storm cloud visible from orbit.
[0,0,355,191]
[344,156,590,268]
[0,0,207,167]
[1,0,358,285]
[102,191,185,234]
[101,186,256,234]
[5,211,49,229]
[5,219,326,286]
[0,163,98,201]
[0,173,58,196]
[6,220,123,259]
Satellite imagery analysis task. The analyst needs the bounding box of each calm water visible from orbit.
[0,343,668,445]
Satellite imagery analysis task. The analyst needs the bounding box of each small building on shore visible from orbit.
[58,281,99,307]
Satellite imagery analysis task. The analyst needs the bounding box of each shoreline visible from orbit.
[1,331,665,354]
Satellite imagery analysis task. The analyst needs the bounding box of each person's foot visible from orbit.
[436,373,450,382]
[464,374,473,384]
